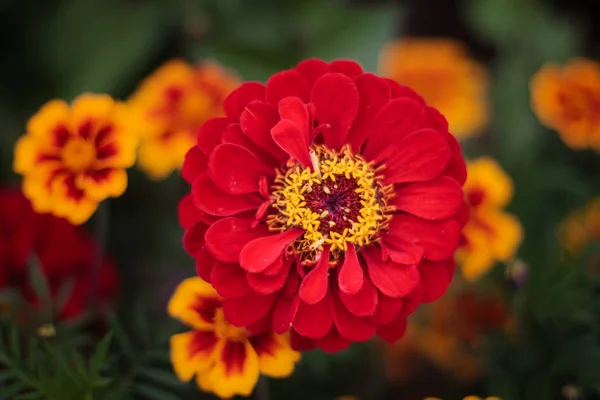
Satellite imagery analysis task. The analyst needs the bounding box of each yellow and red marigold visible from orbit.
[179,58,467,352]
[379,39,489,139]
[426,397,500,400]
[530,58,600,151]
[129,59,239,179]
[168,277,300,399]
[457,157,522,281]
[13,94,138,225]
[558,196,600,255]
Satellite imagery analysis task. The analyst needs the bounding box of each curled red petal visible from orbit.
[379,233,423,265]
[376,315,408,344]
[193,172,262,217]
[277,97,309,137]
[265,70,310,105]
[240,100,287,161]
[338,244,364,295]
[392,176,463,220]
[240,228,304,273]
[197,117,229,155]
[208,143,272,195]
[271,119,312,167]
[330,60,364,78]
[419,258,455,302]
[204,217,269,262]
[182,146,207,184]
[299,247,331,304]
[292,292,332,339]
[224,82,265,121]
[338,277,377,317]
[331,293,376,342]
[310,73,359,150]
[221,122,279,169]
[210,262,252,298]
[222,292,275,327]
[363,247,420,298]
[247,256,292,295]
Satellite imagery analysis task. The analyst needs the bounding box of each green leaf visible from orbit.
[9,326,21,360]
[0,382,26,400]
[133,382,182,400]
[28,256,51,307]
[138,366,183,389]
[107,310,137,362]
[89,332,113,375]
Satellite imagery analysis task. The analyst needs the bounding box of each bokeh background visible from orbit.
[2,0,600,399]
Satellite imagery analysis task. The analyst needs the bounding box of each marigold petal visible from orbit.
[222,292,276,327]
[331,292,376,342]
[338,244,364,295]
[182,145,208,184]
[167,277,220,330]
[25,99,70,142]
[251,332,300,378]
[197,117,229,155]
[292,292,333,339]
[224,82,266,121]
[392,176,463,220]
[363,247,420,298]
[211,262,253,298]
[193,172,262,217]
[465,157,514,207]
[271,119,312,167]
[338,277,377,316]
[240,228,303,273]
[265,70,310,105]
[170,331,220,381]
[77,168,127,200]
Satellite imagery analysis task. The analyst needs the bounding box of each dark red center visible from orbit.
[304,176,362,236]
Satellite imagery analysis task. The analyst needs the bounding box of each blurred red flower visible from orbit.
[0,188,118,320]
[179,58,467,352]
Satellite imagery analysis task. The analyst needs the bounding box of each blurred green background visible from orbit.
[2,0,600,399]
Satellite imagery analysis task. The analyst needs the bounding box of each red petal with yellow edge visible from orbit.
[271,119,312,167]
[224,82,266,121]
[331,292,376,342]
[330,60,363,78]
[292,292,332,339]
[266,70,310,105]
[77,168,127,200]
[251,332,299,378]
[370,293,404,325]
[182,221,209,257]
[181,146,207,184]
[315,327,351,353]
[419,258,455,302]
[197,117,229,155]
[295,59,331,86]
[170,331,220,381]
[376,315,408,344]
[299,246,331,304]
[240,101,288,161]
[392,176,463,220]
[383,128,451,184]
[240,228,303,273]
[192,172,262,217]
[211,261,252,298]
[167,277,221,330]
[209,143,273,195]
[338,277,377,317]
[362,247,420,298]
[222,292,276,327]
[310,73,359,150]
[346,73,391,152]
[201,339,260,399]
[205,217,269,262]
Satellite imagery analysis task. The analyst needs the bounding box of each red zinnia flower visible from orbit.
[0,188,118,320]
[180,59,466,351]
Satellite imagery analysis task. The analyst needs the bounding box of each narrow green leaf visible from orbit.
[138,366,183,389]
[12,392,44,400]
[8,326,20,360]
[107,310,137,361]
[89,332,113,375]
[26,338,38,371]
[90,376,112,388]
[0,382,26,400]
[133,382,182,400]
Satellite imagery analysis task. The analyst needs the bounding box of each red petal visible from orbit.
[295,59,331,87]
[265,70,310,105]
[278,97,309,137]
[346,73,391,152]
[195,247,217,282]
[376,316,408,344]
[330,60,363,78]
[388,214,461,261]
[204,217,269,262]
[403,284,423,315]
[444,131,467,185]
[178,194,204,229]
[222,292,275,327]
[371,293,404,324]
[338,245,364,294]
[315,327,351,353]
[290,330,316,351]
[362,97,425,162]
[197,117,229,155]
[419,258,455,302]
[208,143,272,195]
[331,294,376,342]
[271,119,312,167]
[362,247,420,298]
[193,172,262,216]
[386,79,426,104]
[262,254,284,276]
[272,297,296,334]
[240,228,304,273]
[383,128,451,184]
[338,278,378,316]
[298,247,331,304]
[224,82,265,121]
[310,73,359,150]
[247,256,292,295]
[183,221,208,256]
[392,176,463,220]
[210,262,252,297]
[239,101,287,161]
[182,146,207,184]
[292,293,332,339]
[221,122,279,169]
[379,232,423,265]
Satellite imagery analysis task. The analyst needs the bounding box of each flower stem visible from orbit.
[254,376,270,400]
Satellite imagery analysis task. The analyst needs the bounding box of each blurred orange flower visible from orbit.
[13,94,138,225]
[379,38,488,139]
[458,157,523,281]
[129,59,239,179]
[530,58,600,151]
[558,197,600,255]
[426,397,501,400]
[168,277,300,399]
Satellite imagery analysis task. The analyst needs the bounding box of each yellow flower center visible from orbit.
[213,308,249,341]
[61,139,96,171]
[268,145,394,263]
